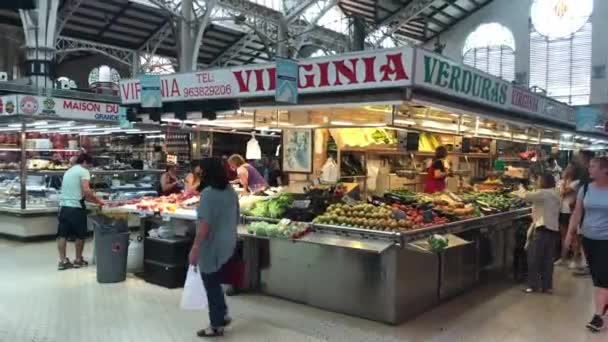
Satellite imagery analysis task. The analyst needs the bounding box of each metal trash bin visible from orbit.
[91,214,129,283]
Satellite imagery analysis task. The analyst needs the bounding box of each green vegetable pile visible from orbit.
[460,192,526,213]
[247,220,310,239]
[246,193,294,219]
[427,234,449,252]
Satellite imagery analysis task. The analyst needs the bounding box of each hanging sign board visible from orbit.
[140,74,162,108]
[575,105,608,135]
[0,95,122,122]
[413,49,510,109]
[119,47,415,104]
[275,57,299,104]
[510,86,575,125]
[413,49,575,126]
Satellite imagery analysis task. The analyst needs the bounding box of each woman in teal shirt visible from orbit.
[189,157,239,337]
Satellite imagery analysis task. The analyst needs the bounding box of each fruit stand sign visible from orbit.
[119,47,415,104]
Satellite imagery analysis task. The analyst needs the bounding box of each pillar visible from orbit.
[21,0,59,88]
[178,0,194,72]
[351,17,366,51]
[277,22,288,58]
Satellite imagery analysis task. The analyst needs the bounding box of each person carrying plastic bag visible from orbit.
[187,158,239,337]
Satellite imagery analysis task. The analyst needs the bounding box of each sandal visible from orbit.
[73,259,89,268]
[197,326,224,338]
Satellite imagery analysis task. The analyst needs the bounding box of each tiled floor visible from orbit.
[0,239,605,342]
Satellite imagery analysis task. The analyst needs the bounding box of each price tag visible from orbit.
[292,200,310,209]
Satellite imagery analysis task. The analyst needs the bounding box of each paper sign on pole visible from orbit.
[275,57,298,104]
[140,74,162,108]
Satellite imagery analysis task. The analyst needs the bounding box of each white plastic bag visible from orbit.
[320,157,338,184]
[180,266,208,310]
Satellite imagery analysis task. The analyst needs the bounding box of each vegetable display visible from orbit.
[246,193,294,219]
[247,220,311,239]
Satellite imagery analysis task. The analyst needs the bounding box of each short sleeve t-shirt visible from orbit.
[578,183,608,240]
[59,165,90,208]
[197,186,239,273]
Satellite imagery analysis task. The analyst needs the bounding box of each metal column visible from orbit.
[20,0,60,88]
[351,16,366,51]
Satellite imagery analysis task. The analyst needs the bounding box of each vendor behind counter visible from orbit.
[424,146,452,193]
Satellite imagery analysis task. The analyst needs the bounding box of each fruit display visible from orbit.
[476,178,503,192]
[418,133,441,152]
[247,220,311,239]
[119,192,199,212]
[392,203,451,228]
[245,193,294,219]
[314,203,415,232]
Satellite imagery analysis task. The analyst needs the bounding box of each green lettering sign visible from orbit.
[423,56,438,84]
[449,65,461,91]
[436,61,450,87]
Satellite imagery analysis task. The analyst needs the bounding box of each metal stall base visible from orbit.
[257,231,439,324]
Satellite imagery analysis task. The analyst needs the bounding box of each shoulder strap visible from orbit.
[580,182,589,226]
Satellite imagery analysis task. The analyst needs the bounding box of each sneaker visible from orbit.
[554,259,566,267]
[58,259,73,271]
[196,326,224,337]
[73,259,89,269]
[586,315,604,333]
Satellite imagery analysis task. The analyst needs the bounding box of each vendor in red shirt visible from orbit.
[424,146,452,193]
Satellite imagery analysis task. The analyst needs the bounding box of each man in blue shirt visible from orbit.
[57,154,105,270]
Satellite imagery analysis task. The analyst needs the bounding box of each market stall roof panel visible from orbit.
[339,0,495,43]
[0,0,272,67]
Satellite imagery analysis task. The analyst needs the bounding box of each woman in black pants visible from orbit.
[515,173,560,294]
[188,158,239,337]
[566,157,608,332]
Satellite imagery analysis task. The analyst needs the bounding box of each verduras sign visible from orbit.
[414,49,510,108]
[0,95,121,122]
[413,49,575,126]
[119,47,415,104]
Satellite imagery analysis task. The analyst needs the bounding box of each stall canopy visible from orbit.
[119,46,576,130]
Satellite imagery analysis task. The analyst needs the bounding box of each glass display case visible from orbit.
[0,115,167,238]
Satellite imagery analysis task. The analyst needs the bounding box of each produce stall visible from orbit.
[105,185,530,323]
[114,46,593,323]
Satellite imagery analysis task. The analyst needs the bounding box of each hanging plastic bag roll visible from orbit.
[180,266,208,310]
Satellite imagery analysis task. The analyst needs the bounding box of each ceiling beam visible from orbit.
[426,0,494,42]
[373,0,436,46]
[284,0,317,23]
[98,1,132,36]
[55,0,84,39]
